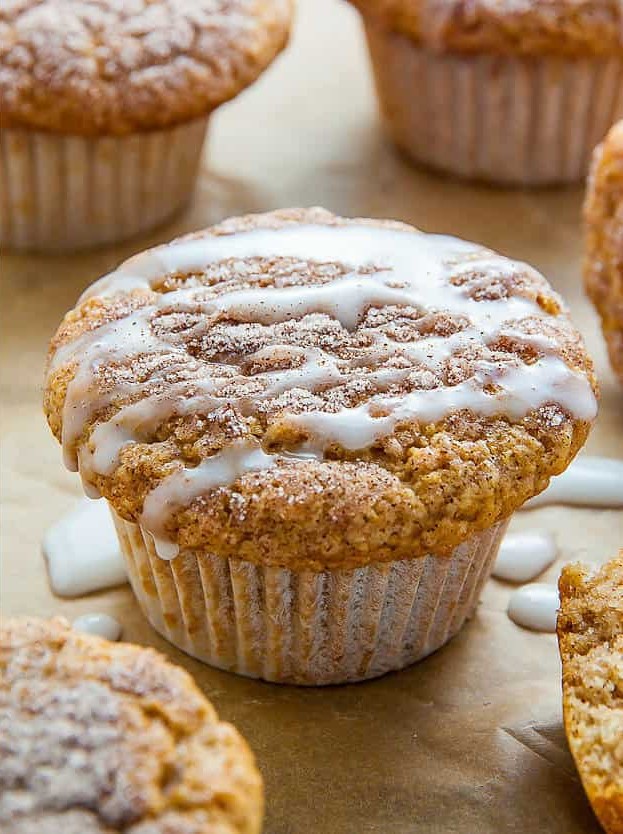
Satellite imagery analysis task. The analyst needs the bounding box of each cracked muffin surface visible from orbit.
[347,0,623,57]
[44,208,597,569]
[0,0,293,134]
[0,617,263,834]
[585,120,623,385]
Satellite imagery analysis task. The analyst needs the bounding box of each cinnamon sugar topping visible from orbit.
[44,210,597,563]
[0,617,263,833]
[0,0,293,134]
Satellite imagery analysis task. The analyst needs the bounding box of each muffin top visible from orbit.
[0,617,263,834]
[349,0,623,57]
[44,208,597,570]
[0,0,292,135]
[584,119,623,384]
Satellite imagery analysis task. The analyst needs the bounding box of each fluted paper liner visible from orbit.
[0,117,208,252]
[112,507,508,685]
[365,23,623,185]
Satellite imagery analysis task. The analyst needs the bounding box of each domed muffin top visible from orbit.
[44,208,597,569]
[0,0,292,135]
[348,0,623,57]
[584,119,623,384]
[0,617,263,834]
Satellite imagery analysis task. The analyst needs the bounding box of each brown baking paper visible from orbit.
[1,2,622,832]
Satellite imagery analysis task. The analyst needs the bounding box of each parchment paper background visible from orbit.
[2,2,622,831]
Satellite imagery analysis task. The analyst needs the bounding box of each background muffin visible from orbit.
[0,616,264,834]
[348,0,623,185]
[0,0,292,251]
[585,120,623,384]
[44,208,597,684]
[558,554,623,834]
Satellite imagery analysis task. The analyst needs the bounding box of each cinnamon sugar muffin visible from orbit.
[0,617,263,834]
[585,120,623,383]
[44,207,598,684]
[0,0,292,251]
[558,554,623,834]
[348,0,623,185]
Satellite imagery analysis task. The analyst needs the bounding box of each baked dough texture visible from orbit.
[347,0,623,57]
[585,120,623,384]
[44,208,596,570]
[0,0,293,134]
[0,617,263,834]
[558,555,623,834]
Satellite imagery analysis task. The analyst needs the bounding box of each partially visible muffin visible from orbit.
[0,0,293,251]
[558,554,623,834]
[585,121,623,383]
[0,617,263,834]
[348,0,623,185]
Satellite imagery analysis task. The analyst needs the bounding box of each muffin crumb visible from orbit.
[558,554,623,834]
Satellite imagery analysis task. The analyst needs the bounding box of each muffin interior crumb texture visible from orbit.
[44,208,597,569]
[558,555,623,834]
[0,0,293,134]
[0,617,263,834]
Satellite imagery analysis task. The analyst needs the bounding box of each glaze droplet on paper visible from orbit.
[72,613,122,642]
[492,531,557,583]
[524,456,623,509]
[507,584,559,633]
[43,498,127,597]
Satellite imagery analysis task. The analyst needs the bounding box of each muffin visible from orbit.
[0,0,292,252]
[44,207,597,685]
[558,554,623,834]
[347,0,623,185]
[0,616,264,834]
[585,120,623,383]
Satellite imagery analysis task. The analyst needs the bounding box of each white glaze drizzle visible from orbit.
[72,613,122,642]
[49,224,598,557]
[523,455,623,509]
[507,584,559,633]
[492,531,557,583]
[141,439,276,558]
[287,355,594,453]
[43,499,127,597]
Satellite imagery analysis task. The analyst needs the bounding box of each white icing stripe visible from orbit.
[141,440,276,559]
[83,225,483,300]
[59,312,164,471]
[165,275,540,334]
[286,356,596,452]
[82,227,541,335]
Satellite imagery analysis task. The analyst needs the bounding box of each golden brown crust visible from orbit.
[584,120,623,385]
[43,208,596,570]
[0,617,263,834]
[348,0,623,57]
[558,555,623,834]
[0,0,293,135]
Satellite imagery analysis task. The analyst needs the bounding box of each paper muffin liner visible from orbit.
[111,507,508,685]
[364,22,623,186]
[0,117,208,252]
